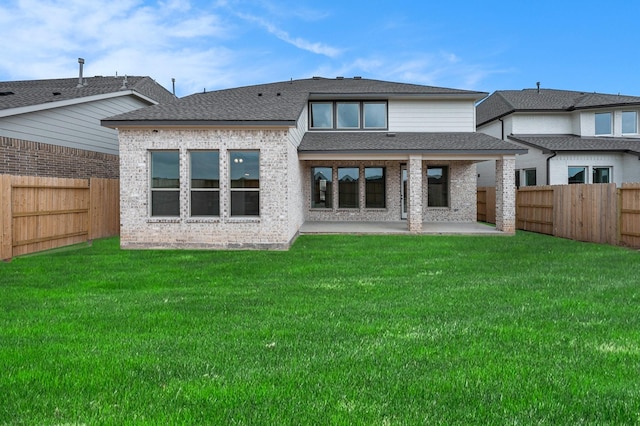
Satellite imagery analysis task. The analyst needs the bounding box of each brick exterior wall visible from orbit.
[423,161,477,222]
[0,136,119,179]
[495,157,516,233]
[119,128,298,250]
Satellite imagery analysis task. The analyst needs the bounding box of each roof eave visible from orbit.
[0,90,157,118]
[101,119,297,129]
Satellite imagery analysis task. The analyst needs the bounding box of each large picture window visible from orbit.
[427,166,448,207]
[151,151,180,216]
[312,167,333,208]
[190,151,219,216]
[230,151,260,216]
[338,167,359,208]
[365,167,385,208]
[309,101,387,130]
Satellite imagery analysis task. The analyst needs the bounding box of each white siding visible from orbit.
[549,153,626,185]
[0,96,150,155]
[389,100,475,132]
[622,154,640,182]
[511,113,573,134]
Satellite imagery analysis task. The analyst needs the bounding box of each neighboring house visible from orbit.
[0,64,175,179]
[102,77,524,250]
[476,87,640,187]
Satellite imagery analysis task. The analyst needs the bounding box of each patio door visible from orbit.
[401,165,407,219]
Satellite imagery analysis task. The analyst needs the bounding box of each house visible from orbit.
[0,59,175,179]
[102,77,525,250]
[476,87,640,187]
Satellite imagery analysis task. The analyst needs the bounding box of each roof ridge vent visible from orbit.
[353,76,362,79]
[312,76,321,80]
[336,76,344,80]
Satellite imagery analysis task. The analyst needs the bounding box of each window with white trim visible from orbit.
[592,167,611,183]
[595,112,612,135]
[309,101,388,130]
[622,111,637,134]
[568,166,587,184]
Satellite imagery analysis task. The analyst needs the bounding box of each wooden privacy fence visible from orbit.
[1,175,119,260]
[478,184,640,248]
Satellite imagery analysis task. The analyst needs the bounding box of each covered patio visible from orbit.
[300,221,503,235]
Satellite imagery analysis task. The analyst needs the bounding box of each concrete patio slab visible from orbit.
[300,221,503,235]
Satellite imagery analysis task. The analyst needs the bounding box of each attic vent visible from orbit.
[353,76,362,79]
[52,92,61,96]
[312,76,321,80]
[386,132,396,137]
[276,92,281,96]
[336,76,344,79]
[0,91,14,96]
[258,93,263,96]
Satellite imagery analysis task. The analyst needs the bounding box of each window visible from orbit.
[230,151,259,216]
[338,167,359,208]
[595,112,612,135]
[427,166,448,207]
[311,167,333,208]
[151,151,180,216]
[365,167,385,208]
[309,101,387,130]
[363,102,387,128]
[622,111,637,134]
[524,169,537,186]
[568,166,586,184]
[190,151,219,216]
[310,102,333,128]
[336,102,360,129]
[593,167,611,184]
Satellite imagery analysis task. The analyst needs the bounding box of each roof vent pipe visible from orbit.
[77,58,85,88]
[536,81,540,93]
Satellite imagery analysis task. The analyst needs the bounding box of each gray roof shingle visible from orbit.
[509,134,640,156]
[477,89,640,127]
[299,132,526,154]
[102,77,487,125]
[0,76,176,111]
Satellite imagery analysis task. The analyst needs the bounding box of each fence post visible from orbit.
[617,187,623,246]
[1,175,12,260]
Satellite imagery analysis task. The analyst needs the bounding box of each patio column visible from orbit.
[495,156,516,234]
[407,155,423,233]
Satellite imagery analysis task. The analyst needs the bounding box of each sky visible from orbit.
[1,0,639,98]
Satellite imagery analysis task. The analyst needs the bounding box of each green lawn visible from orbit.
[1,233,639,425]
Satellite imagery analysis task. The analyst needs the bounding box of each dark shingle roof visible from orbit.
[0,76,176,111]
[299,132,526,154]
[102,77,487,125]
[477,89,640,127]
[509,134,640,156]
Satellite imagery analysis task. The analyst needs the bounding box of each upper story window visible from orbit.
[309,101,387,130]
[595,112,612,135]
[622,111,638,134]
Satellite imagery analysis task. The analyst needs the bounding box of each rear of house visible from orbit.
[103,77,524,250]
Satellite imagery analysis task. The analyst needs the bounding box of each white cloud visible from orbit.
[236,12,343,58]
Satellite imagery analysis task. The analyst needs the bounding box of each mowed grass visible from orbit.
[1,233,639,425]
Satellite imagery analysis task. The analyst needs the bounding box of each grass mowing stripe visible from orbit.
[1,233,639,424]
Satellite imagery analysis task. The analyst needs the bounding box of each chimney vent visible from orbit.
[77,58,85,88]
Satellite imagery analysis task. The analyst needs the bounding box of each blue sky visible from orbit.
[1,0,638,98]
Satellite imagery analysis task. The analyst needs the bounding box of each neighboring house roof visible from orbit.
[102,77,487,127]
[477,88,640,127]
[509,134,640,157]
[300,132,526,155]
[0,76,176,116]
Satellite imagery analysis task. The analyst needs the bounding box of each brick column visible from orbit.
[495,156,516,234]
[408,155,423,233]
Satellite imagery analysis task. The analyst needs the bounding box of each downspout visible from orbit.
[546,152,557,185]
[498,118,505,140]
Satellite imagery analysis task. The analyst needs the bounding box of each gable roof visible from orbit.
[476,89,640,127]
[102,77,487,127]
[299,132,527,155]
[0,76,176,116]
[508,134,640,157]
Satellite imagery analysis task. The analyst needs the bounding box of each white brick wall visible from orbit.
[119,128,297,250]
